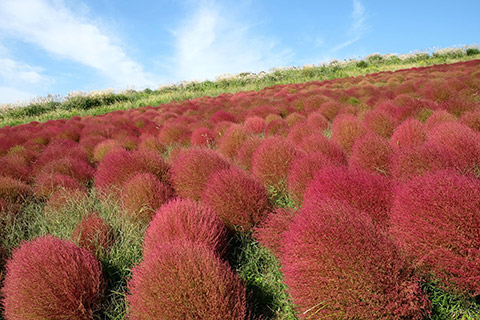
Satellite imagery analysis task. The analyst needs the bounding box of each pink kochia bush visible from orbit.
[251,137,300,192]
[331,114,366,154]
[120,172,174,222]
[390,170,480,296]
[2,236,105,320]
[304,166,394,227]
[201,167,271,231]
[71,212,115,254]
[349,133,393,175]
[170,148,231,200]
[287,152,335,206]
[142,198,228,259]
[127,241,247,320]
[281,199,430,319]
[253,207,296,257]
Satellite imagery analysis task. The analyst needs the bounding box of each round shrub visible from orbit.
[190,127,215,147]
[460,110,480,132]
[71,212,115,254]
[244,116,265,134]
[201,167,271,231]
[33,173,85,199]
[331,114,366,154]
[264,119,289,137]
[298,133,346,165]
[425,122,480,174]
[120,172,174,222]
[157,123,191,146]
[2,236,105,320]
[0,154,32,183]
[0,176,33,205]
[170,148,231,200]
[286,122,316,144]
[235,136,263,171]
[281,199,430,319]
[127,241,247,320]
[349,133,393,175]
[389,118,426,151]
[94,149,171,196]
[142,198,228,259]
[253,207,296,257]
[210,110,236,124]
[34,156,95,183]
[43,188,88,216]
[304,166,394,227]
[390,170,480,296]
[424,110,456,130]
[306,111,329,131]
[92,139,124,162]
[138,135,167,154]
[363,109,396,138]
[251,137,301,193]
[217,124,248,159]
[287,152,335,206]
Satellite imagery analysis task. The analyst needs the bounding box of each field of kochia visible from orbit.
[0,59,480,319]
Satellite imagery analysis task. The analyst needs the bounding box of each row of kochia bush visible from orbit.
[0,60,479,319]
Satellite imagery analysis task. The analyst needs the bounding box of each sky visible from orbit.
[0,0,479,105]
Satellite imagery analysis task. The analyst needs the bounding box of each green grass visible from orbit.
[1,47,479,127]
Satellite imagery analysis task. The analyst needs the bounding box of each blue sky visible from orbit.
[0,0,479,104]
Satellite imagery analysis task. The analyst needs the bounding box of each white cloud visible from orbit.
[169,1,293,81]
[0,86,36,104]
[0,0,155,89]
[332,0,369,52]
[0,58,49,85]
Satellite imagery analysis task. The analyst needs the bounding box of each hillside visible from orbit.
[0,51,480,320]
[1,46,479,127]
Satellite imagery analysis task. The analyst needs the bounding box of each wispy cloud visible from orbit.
[168,1,293,81]
[0,0,155,89]
[332,0,369,52]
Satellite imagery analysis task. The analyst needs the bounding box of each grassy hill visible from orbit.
[1,46,479,127]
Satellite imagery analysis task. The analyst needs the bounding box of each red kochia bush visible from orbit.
[142,198,228,259]
[244,116,265,134]
[298,133,346,165]
[287,152,335,206]
[253,207,296,257]
[2,236,105,320]
[33,173,86,199]
[128,241,246,320]
[170,148,231,200]
[425,122,480,174]
[363,109,397,138]
[281,199,430,319]
[304,166,394,227]
[217,124,248,159]
[331,114,366,154]
[201,167,271,231]
[251,137,300,192]
[349,133,393,175]
[71,212,114,254]
[0,176,33,205]
[190,127,215,147]
[389,118,426,151]
[120,172,174,222]
[390,170,480,296]
[94,149,171,196]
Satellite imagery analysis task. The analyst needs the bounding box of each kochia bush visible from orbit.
[304,166,394,227]
[170,148,231,200]
[2,236,105,320]
[127,241,246,320]
[142,198,228,259]
[281,199,430,319]
[331,114,366,154]
[349,133,393,175]
[390,170,480,296]
[251,137,301,193]
[201,167,271,231]
[120,172,174,222]
[389,118,426,151]
[217,124,248,159]
[71,212,115,254]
